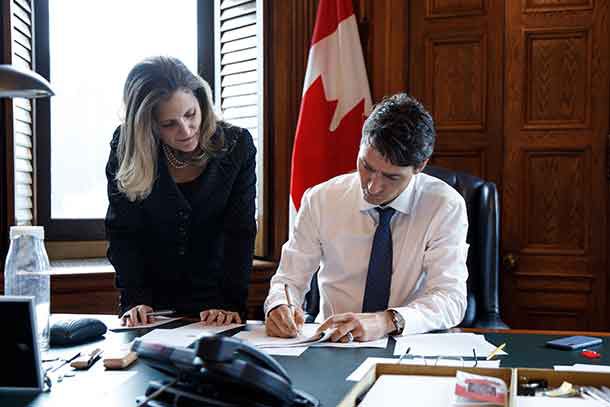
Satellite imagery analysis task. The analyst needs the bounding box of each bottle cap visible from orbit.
[9,226,44,240]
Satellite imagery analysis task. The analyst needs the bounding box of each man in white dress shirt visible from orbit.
[264,93,469,341]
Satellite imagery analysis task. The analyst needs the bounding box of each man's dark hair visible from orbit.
[361,93,435,167]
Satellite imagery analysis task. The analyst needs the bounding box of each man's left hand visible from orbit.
[316,311,395,342]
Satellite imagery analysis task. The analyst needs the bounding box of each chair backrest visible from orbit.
[422,165,506,328]
[303,165,508,328]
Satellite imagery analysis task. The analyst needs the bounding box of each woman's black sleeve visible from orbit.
[104,130,152,314]
[220,129,257,318]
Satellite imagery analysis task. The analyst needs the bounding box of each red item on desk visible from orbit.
[581,349,601,359]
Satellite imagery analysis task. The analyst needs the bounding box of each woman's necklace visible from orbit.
[162,143,189,169]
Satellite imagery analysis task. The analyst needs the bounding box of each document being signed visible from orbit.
[234,323,388,349]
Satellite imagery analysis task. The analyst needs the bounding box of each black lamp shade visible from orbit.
[0,64,54,98]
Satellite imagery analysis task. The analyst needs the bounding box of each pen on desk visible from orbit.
[125,309,176,319]
[397,346,411,364]
[49,351,81,373]
[486,342,506,360]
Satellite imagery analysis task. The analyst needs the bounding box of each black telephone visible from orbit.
[132,335,319,407]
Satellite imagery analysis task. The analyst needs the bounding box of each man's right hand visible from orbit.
[120,304,153,327]
[265,304,305,338]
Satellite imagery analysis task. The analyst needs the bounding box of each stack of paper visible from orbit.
[393,332,508,358]
[358,375,456,406]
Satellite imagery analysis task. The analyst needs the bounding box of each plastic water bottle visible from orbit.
[4,226,51,351]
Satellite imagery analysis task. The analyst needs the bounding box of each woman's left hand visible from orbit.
[200,309,242,325]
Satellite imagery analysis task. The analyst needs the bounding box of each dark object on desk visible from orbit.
[517,378,548,396]
[546,335,603,350]
[49,318,107,346]
[0,296,43,392]
[304,165,508,329]
[132,335,319,407]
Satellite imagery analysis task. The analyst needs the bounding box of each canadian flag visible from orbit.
[289,0,372,222]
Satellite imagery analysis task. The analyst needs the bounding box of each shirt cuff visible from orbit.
[263,286,290,317]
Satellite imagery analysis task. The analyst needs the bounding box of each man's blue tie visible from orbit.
[362,207,396,313]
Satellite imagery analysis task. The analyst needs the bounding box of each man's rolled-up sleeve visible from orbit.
[391,197,469,335]
[264,189,323,315]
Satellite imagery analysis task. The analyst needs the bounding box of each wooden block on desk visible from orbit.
[103,351,137,370]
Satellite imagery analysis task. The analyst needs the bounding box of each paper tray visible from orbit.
[338,363,513,406]
[339,363,610,406]
[511,368,610,405]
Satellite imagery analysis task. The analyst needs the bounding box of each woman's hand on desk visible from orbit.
[200,309,242,325]
[120,304,154,327]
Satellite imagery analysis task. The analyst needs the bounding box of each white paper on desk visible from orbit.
[107,316,183,332]
[138,322,243,348]
[555,364,610,373]
[172,321,244,336]
[393,333,508,357]
[234,323,387,349]
[312,337,388,349]
[139,328,196,348]
[235,324,328,348]
[346,357,501,381]
[358,374,455,407]
[516,396,606,406]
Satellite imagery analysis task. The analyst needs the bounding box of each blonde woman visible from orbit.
[105,56,256,327]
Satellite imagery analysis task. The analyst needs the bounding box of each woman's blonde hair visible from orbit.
[115,56,223,201]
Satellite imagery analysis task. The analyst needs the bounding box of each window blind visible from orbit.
[216,0,265,255]
[11,0,35,226]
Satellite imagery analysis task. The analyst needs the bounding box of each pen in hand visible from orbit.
[284,284,303,335]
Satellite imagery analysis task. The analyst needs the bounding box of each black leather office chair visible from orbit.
[304,165,508,329]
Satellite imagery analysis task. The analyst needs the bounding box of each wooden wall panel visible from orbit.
[524,151,588,253]
[523,0,594,14]
[426,0,485,18]
[426,33,486,131]
[524,28,591,128]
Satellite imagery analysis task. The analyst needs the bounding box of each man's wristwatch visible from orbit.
[388,310,405,335]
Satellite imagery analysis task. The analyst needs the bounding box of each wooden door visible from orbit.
[502,0,609,329]
[406,0,610,330]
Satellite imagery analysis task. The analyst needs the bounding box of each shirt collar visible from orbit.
[358,173,418,215]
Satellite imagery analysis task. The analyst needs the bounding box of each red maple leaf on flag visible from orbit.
[290,76,366,210]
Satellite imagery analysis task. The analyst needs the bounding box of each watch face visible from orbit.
[393,311,405,332]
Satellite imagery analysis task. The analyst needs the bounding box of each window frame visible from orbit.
[34,0,215,241]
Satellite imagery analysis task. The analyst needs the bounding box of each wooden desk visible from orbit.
[3,319,610,406]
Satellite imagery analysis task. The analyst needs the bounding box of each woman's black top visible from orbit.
[105,123,257,317]
[176,178,200,205]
